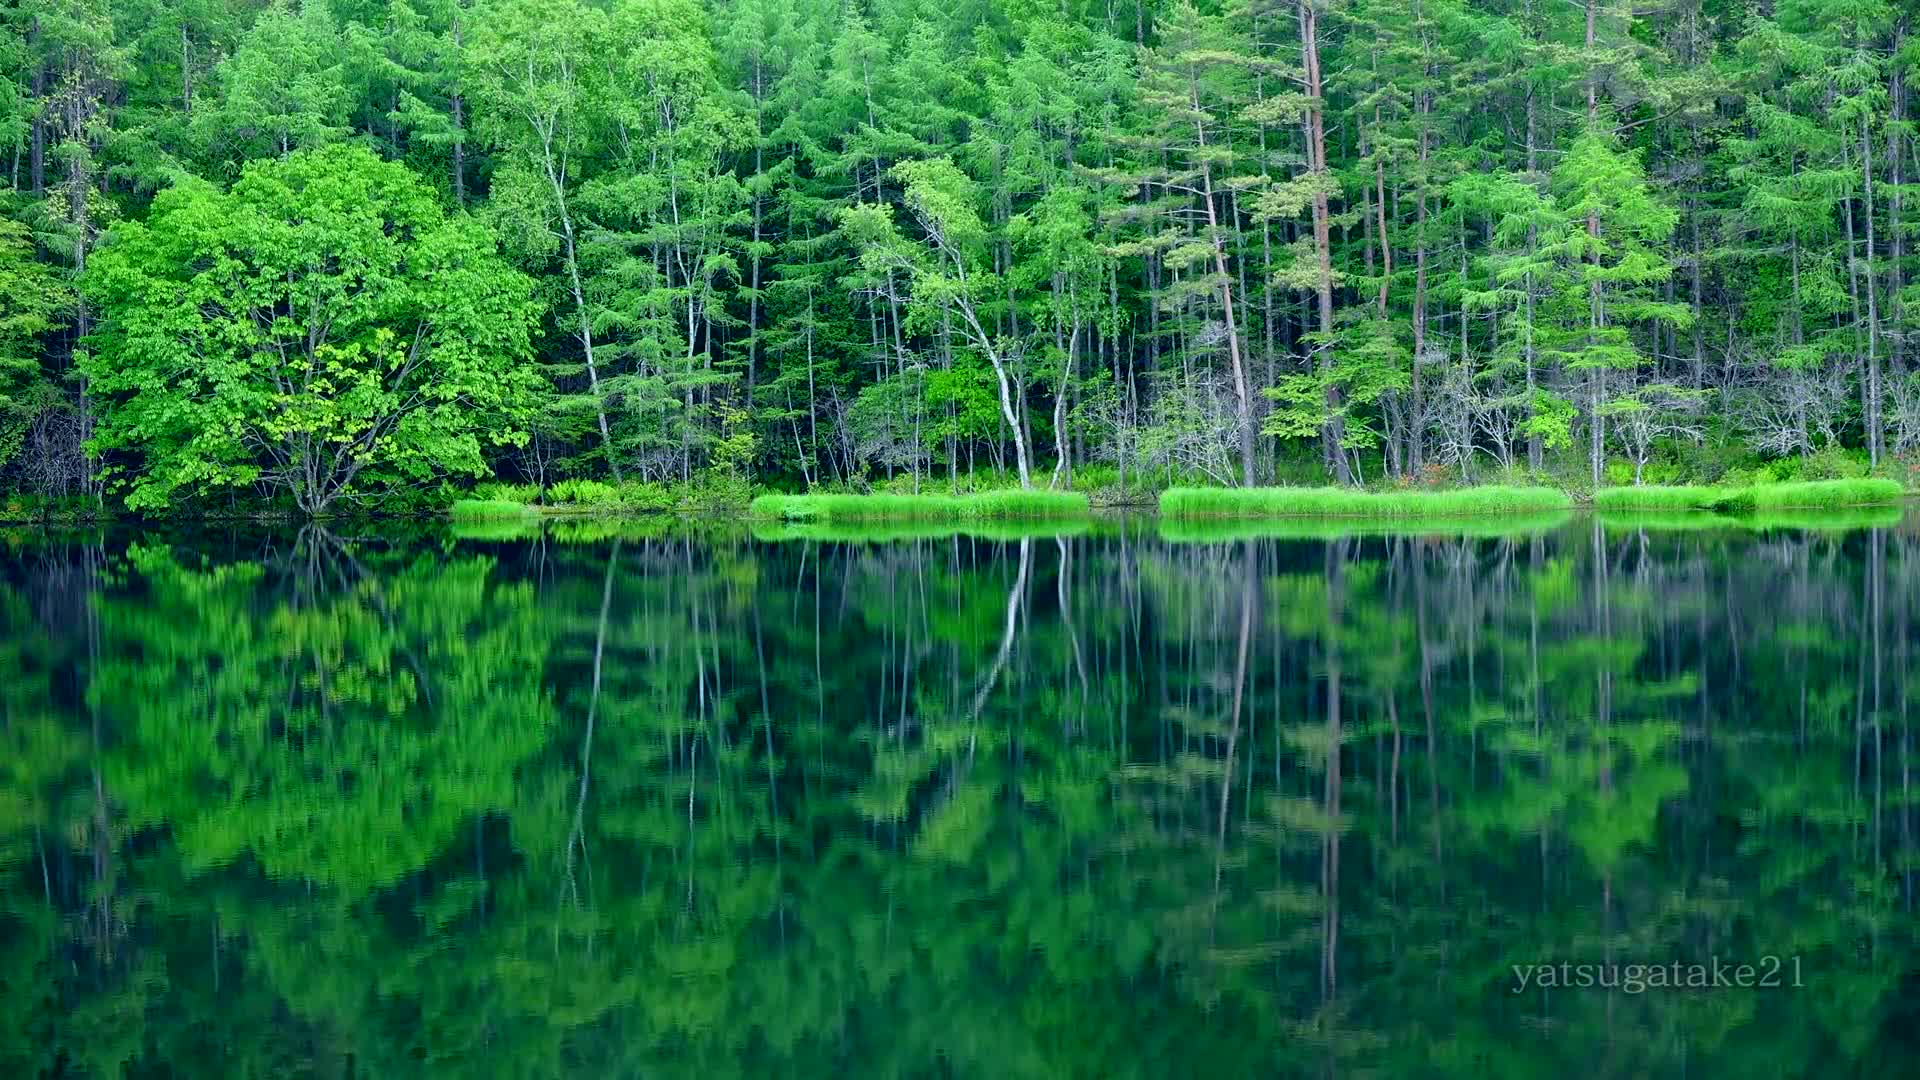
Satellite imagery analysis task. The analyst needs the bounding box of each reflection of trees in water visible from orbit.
[0,524,1918,1075]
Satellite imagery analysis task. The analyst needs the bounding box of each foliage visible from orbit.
[80,146,542,514]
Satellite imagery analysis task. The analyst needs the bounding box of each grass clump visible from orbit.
[1720,478,1902,513]
[449,498,538,522]
[1595,478,1903,515]
[749,489,1090,523]
[1158,485,1572,519]
[1591,486,1727,512]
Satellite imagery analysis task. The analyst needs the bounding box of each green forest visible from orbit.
[1,0,1917,515]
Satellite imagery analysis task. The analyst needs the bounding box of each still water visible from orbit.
[3,515,1919,1076]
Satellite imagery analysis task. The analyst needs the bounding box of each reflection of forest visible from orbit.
[2,523,1917,1076]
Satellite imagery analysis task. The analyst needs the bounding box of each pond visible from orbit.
[2,516,1917,1076]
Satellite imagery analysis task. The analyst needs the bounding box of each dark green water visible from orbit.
[4,517,1920,1077]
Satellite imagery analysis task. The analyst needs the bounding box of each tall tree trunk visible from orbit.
[1889,29,1907,381]
[551,177,621,483]
[1190,70,1258,487]
[1524,84,1542,470]
[1412,95,1430,475]
[1585,0,1605,488]
[450,9,466,205]
[1050,275,1079,490]
[1862,113,1883,465]
[956,300,1032,488]
[180,24,193,115]
[29,49,44,195]
[1301,0,1351,484]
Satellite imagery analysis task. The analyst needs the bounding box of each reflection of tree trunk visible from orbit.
[1901,524,1913,908]
[754,605,787,941]
[1592,521,1611,795]
[967,539,1032,754]
[1212,541,1257,929]
[1388,694,1401,845]
[564,539,619,910]
[85,541,116,959]
[1871,528,1884,869]
[1590,520,1613,954]
[1057,538,1090,722]
[1416,548,1443,896]
[1322,541,1343,1002]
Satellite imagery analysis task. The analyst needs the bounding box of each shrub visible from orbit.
[614,481,677,511]
[547,478,620,505]
[1795,448,1869,481]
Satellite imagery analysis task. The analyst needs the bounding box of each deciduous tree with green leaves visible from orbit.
[80,145,540,514]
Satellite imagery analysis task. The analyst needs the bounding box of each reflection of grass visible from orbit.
[1744,506,1904,531]
[1158,511,1573,543]
[545,517,699,544]
[1599,505,1903,533]
[448,499,539,522]
[1595,479,1903,514]
[447,515,743,545]
[447,518,543,542]
[749,519,1095,544]
[1595,510,1728,533]
[748,490,1090,522]
[1159,485,1572,519]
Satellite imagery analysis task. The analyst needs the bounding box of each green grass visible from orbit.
[1594,478,1903,514]
[1158,485,1573,519]
[448,498,539,522]
[1719,478,1903,512]
[1590,486,1727,512]
[749,490,1090,523]
[451,477,751,518]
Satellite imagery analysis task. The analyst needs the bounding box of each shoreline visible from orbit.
[7,479,1910,529]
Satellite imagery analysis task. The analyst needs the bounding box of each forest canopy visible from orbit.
[0,0,1917,510]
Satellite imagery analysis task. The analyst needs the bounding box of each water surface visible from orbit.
[3,516,1918,1076]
